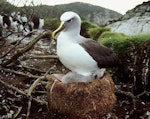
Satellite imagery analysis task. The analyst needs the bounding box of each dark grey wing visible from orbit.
[80,40,119,68]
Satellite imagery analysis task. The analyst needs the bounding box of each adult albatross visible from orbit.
[52,11,119,83]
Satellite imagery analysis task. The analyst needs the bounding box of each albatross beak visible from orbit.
[52,21,65,39]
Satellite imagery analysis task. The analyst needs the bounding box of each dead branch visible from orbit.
[26,96,32,119]
[12,105,22,118]
[26,76,46,118]
[1,31,36,58]
[0,78,47,105]
[26,69,50,118]
[22,54,58,60]
[116,89,135,99]
[115,89,150,108]
[19,64,46,73]
[1,31,51,67]
[1,68,40,78]
[31,90,47,94]
[27,68,51,96]
[136,91,150,98]
[116,89,136,108]
[28,76,46,96]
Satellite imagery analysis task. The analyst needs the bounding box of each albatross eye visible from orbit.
[66,18,73,23]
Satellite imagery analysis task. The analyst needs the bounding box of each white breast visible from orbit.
[57,33,99,76]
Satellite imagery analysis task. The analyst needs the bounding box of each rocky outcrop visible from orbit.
[107,1,150,35]
[122,1,150,20]
[84,8,122,25]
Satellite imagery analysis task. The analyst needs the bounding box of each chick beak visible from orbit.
[52,21,65,39]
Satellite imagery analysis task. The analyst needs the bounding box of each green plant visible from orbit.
[81,20,97,37]
[0,0,16,14]
[99,32,150,54]
[44,18,60,30]
[88,26,110,40]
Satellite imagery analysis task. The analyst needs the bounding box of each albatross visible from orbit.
[52,11,119,83]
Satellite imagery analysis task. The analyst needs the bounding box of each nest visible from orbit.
[46,72,116,119]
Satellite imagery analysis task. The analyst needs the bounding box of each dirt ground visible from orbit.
[0,32,150,119]
[0,62,150,119]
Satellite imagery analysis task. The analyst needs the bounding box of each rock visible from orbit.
[107,16,150,35]
[85,8,122,25]
[107,1,150,35]
[46,72,116,119]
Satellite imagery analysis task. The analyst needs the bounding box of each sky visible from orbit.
[7,0,149,14]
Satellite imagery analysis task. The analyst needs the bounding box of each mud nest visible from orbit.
[46,72,116,119]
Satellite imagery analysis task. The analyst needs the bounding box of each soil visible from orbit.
[1,68,150,119]
[0,32,150,119]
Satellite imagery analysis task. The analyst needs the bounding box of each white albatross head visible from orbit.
[52,11,81,38]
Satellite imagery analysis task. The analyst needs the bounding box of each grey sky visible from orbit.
[7,0,149,14]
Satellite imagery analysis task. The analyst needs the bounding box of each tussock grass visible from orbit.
[99,32,150,53]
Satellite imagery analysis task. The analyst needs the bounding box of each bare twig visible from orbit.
[115,89,150,108]
[1,31,51,66]
[22,54,58,60]
[26,69,50,118]
[116,89,136,108]
[26,76,46,119]
[1,68,40,78]
[1,31,36,58]
[26,96,32,119]
[18,63,46,73]
[27,69,50,96]
[50,79,57,103]
[28,76,46,96]
[12,105,22,118]
[136,91,150,98]
[0,78,47,105]
[116,90,135,98]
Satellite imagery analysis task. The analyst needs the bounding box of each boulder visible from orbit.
[107,16,150,35]
[46,72,116,119]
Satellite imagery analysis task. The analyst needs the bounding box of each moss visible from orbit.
[81,20,97,37]
[81,21,110,40]
[99,32,150,54]
[88,26,110,40]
